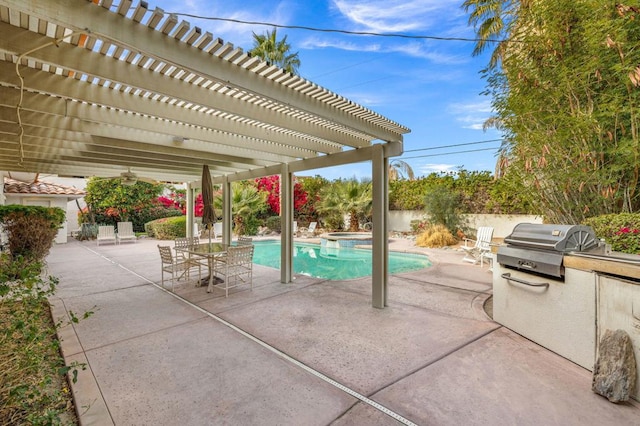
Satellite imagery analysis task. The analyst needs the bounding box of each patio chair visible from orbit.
[462,226,494,266]
[213,222,223,239]
[211,244,254,297]
[302,221,317,238]
[174,237,206,272]
[158,245,201,291]
[96,225,117,246]
[237,236,253,245]
[116,221,137,244]
[174,237,200,260]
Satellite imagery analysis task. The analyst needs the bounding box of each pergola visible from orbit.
[0,0,410,307]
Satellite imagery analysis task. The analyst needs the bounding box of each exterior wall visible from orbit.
[5,194,69,244]
[463,213,544,239]
[388,210,543,238]
[39,176,87,236]
[388,210,426,233]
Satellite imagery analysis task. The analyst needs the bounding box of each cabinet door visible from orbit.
[493,266,596,370]
[598,275,640,401]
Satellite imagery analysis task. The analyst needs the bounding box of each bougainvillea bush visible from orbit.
[255,175,308,215]
[583,213,640,254]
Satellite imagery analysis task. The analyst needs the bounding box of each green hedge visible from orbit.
[583,213,640,254]
[84,206,182,233]
[145,216,188,240]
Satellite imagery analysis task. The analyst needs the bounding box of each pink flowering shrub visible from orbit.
[611,227,640,253]
[583,213,640,254]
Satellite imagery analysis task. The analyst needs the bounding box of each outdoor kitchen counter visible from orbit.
[564,253,640,281]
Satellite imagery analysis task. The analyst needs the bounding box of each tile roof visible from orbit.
[3,177,85,197]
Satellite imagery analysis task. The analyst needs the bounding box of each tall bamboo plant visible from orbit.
[465,1,640,223]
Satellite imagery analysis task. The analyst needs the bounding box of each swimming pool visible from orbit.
[251,240,431,280]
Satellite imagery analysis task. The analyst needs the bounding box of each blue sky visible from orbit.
[153,0,503,180]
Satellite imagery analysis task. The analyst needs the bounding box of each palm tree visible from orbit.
[213,183,267,236]
[318,179,372,231]
[388,159,415,181]
[249,28,301,75]
[462,0,519,69]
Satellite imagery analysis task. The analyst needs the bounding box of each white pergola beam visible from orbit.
[0,89,310,161]
[0,66,343,156]
[0,122,279,170]
[0,21,372,149]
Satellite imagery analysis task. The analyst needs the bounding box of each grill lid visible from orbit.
[497,245,565,278]
[503,223,598,253]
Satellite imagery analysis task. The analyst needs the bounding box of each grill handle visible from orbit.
[501,272,549,289]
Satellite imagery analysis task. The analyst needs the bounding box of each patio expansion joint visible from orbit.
[79,315,210,354]
[59,282,153,300]
[398,275,492,295]
[199,279,323,315]
[364,325,503,400]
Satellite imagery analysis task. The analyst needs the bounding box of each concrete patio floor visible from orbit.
[46,237,639,425]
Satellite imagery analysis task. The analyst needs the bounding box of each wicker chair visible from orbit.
[209,244,254,297]
[237,236,253,245]
[158,245,201,291]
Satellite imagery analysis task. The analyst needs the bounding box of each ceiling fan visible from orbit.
[99,168,158,186]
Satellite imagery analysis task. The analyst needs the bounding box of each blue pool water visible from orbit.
[251,240,431,280]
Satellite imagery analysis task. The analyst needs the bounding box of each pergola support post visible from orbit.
[186,182,194,238]
[222,176,232,245]
[372,145,389,308]
[280,164,294,283]
[0,171,5,205]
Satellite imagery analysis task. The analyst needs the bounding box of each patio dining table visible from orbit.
[176,242,229,291]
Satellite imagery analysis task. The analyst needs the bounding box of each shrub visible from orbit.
[265,216,281,233]
[0,205,65,262]
[131,206,182,232]
[1,253,81,424]
[145,216,187,239]
[423,186,467,235]
[415,224,458,248]
[410,219,428,233]
[86,205,182,233]
[237,215,262,236]
[583,213,640,254]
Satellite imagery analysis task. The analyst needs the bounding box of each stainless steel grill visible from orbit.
[497,223,599,278]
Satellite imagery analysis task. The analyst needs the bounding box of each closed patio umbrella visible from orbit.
[201,164,215,244]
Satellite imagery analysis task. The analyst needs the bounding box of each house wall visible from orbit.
[38,176,87,236]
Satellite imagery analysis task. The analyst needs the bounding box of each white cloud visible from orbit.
[155,0,296,47]
[331,0,461,33]
[299,37,382,53]
[419,163,458,174]
[342,92,385,107]
[300,37,467,64]
[447,99,494,130]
